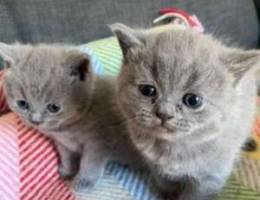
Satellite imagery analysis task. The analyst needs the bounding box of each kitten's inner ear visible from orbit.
[110,23,144,57]
[68,53,90,82]
[0,48,14,69]
[224,50,260,86]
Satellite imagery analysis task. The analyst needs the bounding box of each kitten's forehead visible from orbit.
[8,47,71,100]
[139,30,224,93]
[17,47,66,76]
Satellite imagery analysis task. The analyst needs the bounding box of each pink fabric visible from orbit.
[0,71,75,200]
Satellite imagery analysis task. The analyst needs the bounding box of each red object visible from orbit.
[157,7,205,34]
[159,7,197,27]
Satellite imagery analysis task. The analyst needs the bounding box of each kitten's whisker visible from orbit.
[92,115,140,130]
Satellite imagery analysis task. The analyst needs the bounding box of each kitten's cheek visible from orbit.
[150,117,161,127]
[120,102,135,118]
[134,116,160,128]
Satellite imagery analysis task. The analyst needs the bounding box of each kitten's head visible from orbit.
[0,43,94,132]
[111,24,260,141]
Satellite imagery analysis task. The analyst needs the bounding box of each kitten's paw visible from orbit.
[73,176,100,192]
[58,164,77,180]
[160,192,179,200]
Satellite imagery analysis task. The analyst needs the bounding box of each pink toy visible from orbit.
[153,7,204,33]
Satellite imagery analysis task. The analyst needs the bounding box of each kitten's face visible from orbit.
[1,44,93,133]
[112,24,259,140]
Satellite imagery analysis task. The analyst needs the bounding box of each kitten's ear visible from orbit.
[110,23,144,57]
[0,43,31,69]
[66,51,90,82]
[224,49,260,86]
[0,43,15,69]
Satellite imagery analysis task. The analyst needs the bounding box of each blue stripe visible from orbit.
[131,171,139,195]
[79,45,104,76]
[124,169,135,191]
[107,161,156,200]
[136,173,144,199]
[106,162,114,173]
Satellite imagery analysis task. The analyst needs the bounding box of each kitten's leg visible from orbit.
[177,175,225,200]
[178,156,235,200]
[74,142,108,191]
[56,143,81,180]
[154,174,225,200]
[153,175,188,199]
[112,141,147,170]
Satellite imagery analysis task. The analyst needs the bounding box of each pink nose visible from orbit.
[29,119,43,125]
[30,113,43,125]
[155,111,173,123]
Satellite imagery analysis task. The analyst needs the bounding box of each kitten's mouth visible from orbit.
[23,119,42,130]
[152,117,176,132]
[158,124,175,133]
[145,119,175,133]
[133,116,176,133]
[34,123,55,133]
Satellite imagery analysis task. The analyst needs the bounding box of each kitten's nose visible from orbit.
[155,111,173,123]
[30,113,43,125]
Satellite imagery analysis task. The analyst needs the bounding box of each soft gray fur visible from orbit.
[0,43,141,190]
[111,24,260,200]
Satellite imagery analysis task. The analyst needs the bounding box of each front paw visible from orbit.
[58,164,77,180]
[160,192,180,200]
[73,174,101,192]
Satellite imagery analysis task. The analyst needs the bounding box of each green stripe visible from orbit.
[86,37,122,76]
[97,50,122,63]
[98,52,122,63]
[218,177,260,200]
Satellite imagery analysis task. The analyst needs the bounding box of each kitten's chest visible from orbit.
[136,138,216,177]
[52,130,83,153]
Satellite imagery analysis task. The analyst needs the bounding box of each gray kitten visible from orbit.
[111,24,260,200]
[0,43,141,190]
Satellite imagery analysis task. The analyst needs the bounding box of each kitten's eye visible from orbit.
[47,104,61,113]
[138,85,157,97]
[183,93,203,109]
[16,100,29,110]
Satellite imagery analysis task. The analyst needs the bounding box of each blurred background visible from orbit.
[0,0,259,48]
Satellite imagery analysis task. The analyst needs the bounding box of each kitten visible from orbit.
[0,43,141,190]
[111,24,260,200]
